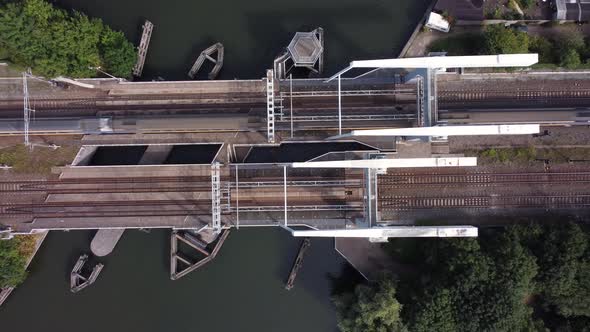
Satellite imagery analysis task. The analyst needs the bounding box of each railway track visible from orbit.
[0,196,356,218]
[438,89,590,102]
[0,200,212,218]
[380,194,590,210]
[379,171,590,187]
[0,176,212,192]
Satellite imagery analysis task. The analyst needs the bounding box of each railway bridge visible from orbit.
[3,53,590,144]
[2,53,590,241]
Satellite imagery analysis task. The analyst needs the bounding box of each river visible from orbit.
[53,0,429,80]
[0,0,429,330]
[0,229,353,331]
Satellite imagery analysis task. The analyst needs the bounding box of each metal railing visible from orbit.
[235,180,361,188]
[278,88,414,98]
[280,114,415,122]
[211,162,221,233]
[227,204,362,212]
[266,70,276,143]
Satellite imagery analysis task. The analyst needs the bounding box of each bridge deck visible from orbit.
[4,162,590,232]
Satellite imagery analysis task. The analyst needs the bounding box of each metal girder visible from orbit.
[266,69,276,143]
[280,114,415,122]
[211,162,221,233]
[23,72,33,148]
[291,226,479,238]
[416,75,425,127]
[279,89,412,98]
[227,204,361,212]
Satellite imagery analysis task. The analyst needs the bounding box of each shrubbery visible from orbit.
[0,236,30,288]
[430,25,590,69]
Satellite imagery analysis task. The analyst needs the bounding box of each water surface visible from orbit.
[0,229,349,332]
[54,0,430,80]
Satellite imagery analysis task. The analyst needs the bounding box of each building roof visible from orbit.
[554,0,590,21]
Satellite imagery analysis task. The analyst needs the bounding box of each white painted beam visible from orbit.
[327,54,538,82]
[292,157,477,169]
[291,226,478,238]
[350,124,540,137]
[350,54,538,69]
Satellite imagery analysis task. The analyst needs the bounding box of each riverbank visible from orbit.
[0,231,48,307]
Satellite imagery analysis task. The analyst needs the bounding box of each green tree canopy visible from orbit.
[529,36,554,64]
[406,234,537,332]
[0,238,27,288]
[524,222,590,317]
[410,288,456,332]
[483,25,529,54]
[0,0,136,78]
[338,223,590,332]
[99,29,137,77]
[334,278,406,332]
[560,49,582,69]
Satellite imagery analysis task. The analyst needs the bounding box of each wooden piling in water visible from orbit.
[188,43,224,80]
[285,238,311,290]
[176,232,210,256]
[70,254,104,293]
[132,20,154,77]
[170,229,230,280]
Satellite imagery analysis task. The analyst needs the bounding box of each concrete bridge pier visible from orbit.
[90,229,125,257]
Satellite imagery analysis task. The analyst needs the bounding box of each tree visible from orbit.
[337,223,590,332]
[483,25,529,54]
[529,36,555,64]
[0,238,27,288]
[0,0,135,78]
[517,0,535,9]
[333,278,406,332]
[560,48,581,69]
[100,29,137,78]
[404,234,537,332]
[411,289,457,332]
[556,30,585,54]
[531,223,590,317]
